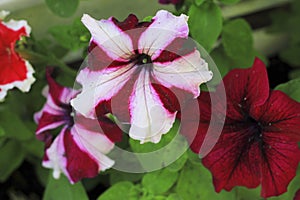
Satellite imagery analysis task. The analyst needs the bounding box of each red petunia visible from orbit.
[0,11,35,101]
[182,58,300,198]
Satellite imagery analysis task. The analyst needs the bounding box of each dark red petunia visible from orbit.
[182,58,300,198]
[0,11,35,101]
[34,69,120,183]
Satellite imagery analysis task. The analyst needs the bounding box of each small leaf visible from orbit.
[43,175,89,200]
[142,168,178,195]
[98,181,135,200]
[45,0,79,17]
[218,0,240,5]
[167,193,182,200]
[188,2,223,52]
[176,161,234,200]
[0,140,25,182]
[275,79,300,102]
[222,19,255,68]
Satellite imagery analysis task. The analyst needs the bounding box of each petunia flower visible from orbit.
[182,58,300,198]
[159,0,183,5]
[0,11,35,101]
[34,70,117,183]
[71,10,213,144]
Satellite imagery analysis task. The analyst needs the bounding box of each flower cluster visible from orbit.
[0,11,35,101]
[182,58,300,198]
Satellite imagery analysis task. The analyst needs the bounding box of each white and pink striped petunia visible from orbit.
[71,10,213,144]
[34,70,117,183]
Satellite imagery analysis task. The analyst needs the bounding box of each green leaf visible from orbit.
[98,181,134,200]
[275,79,300,102]
[142,168,178,195]
[0,140,25,182]
[129,121,188,171]
[143,16,153,22]
[45,0,79,17]
[289,69,300,80]
[109,170,144,185]
[218,0,240,5]
[49,19,90,51]
[167,193,182,200]
[166,151,188,172]
[0,126,4,137]
[195,0,205,6]
[176,161,234,200]
[0,109,33,141]
[43,175,88,200]
[188,2,223,52]
[222,19,255,68]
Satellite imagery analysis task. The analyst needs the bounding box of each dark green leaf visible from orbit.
[188,2,223,52]
[275,79,300,102]
[98,181,134,200]
[0,140,25,182]
[142,168,178,195]
[0,109,33,141]
[289,69,300,80]
[176,161,234,200]
[45,0,79,17]
[222,19,255,68]
[43,175,88,200]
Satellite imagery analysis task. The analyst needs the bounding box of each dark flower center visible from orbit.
[246,116,264,142]
[61,103,74,127]
[133,53,153,67]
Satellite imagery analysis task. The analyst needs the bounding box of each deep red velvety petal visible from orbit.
[202,128,262,192]
[294,189,300,200]
[220,58,269,121]
[0,22,28,85]
[251,90,300,141]
[95,100,123,143]
[64,129,99,183]
[260,133,300,198]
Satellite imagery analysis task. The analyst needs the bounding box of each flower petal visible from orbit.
[220,58,269,121]
[202,128,262,192]
[129,69,176,143]
[251,90,300,141]
[71,64,135,118]
[260,133,300,198]
[153,50,212,97]
[81,14,134,61]
[138,10,189,60]
[0,19,35,100]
